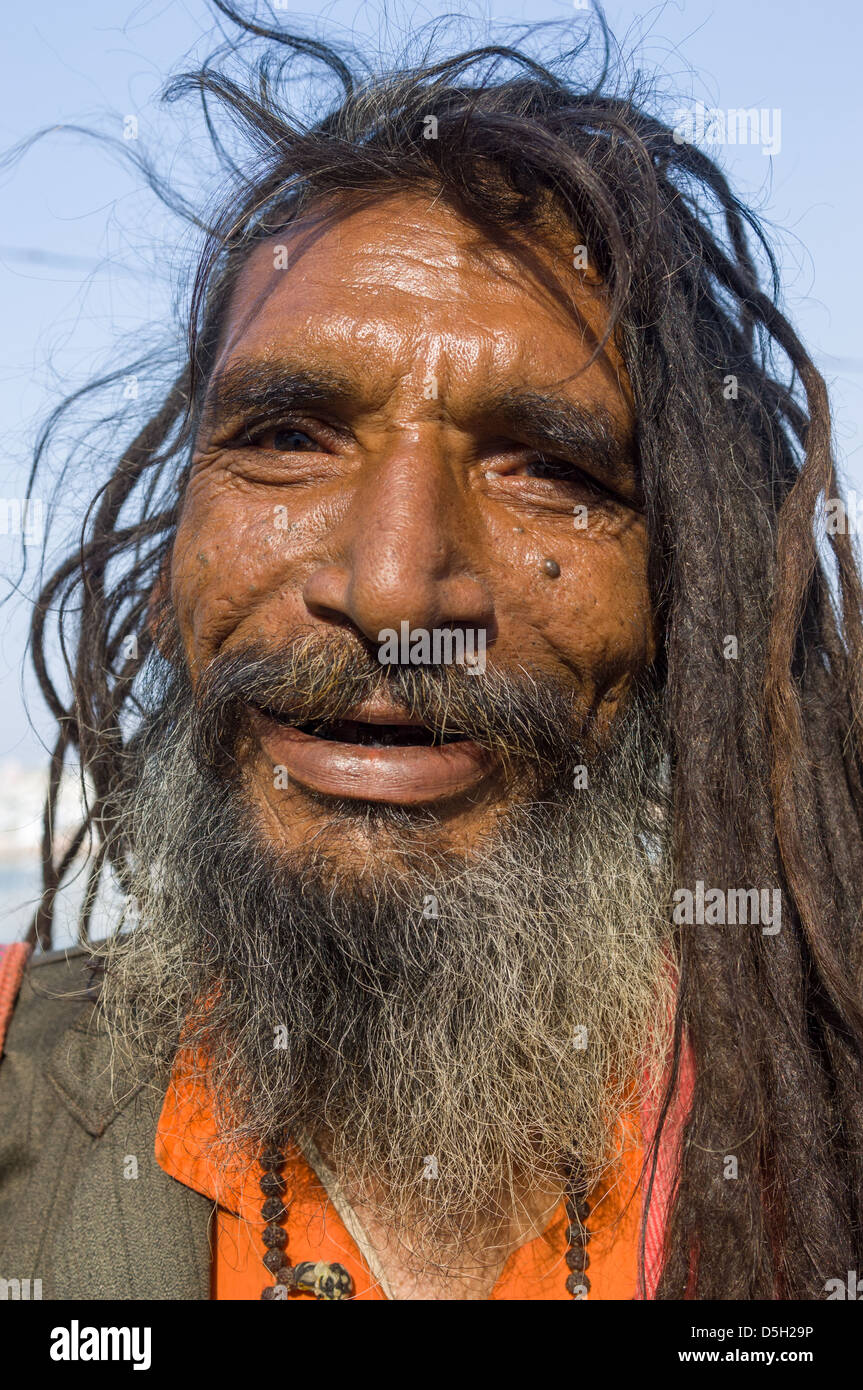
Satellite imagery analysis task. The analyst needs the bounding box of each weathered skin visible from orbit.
[171,190,653,860]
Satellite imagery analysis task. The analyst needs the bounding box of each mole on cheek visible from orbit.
[542,557,561,578]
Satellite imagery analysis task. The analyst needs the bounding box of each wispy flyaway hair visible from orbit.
[21,1,863,1299]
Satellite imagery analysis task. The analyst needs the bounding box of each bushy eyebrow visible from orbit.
[198,358,636,486]
[199,359,361,434]
[485,388,635,486]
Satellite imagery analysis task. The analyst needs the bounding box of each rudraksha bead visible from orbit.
[260,1171,286,1196]
[262,1223,288,1249]
[260,1150,285,1170]
[263,1248,285,1273]
[565,1246,590,1272]
[262,1196,287,1222]
[565,1271,591,1297]
[275,1266,296,1290]
[565,1198,591,1224]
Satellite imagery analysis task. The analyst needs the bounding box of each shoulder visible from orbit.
[1,944,96,1063]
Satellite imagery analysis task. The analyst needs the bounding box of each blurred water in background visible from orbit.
[0,860,41,944]
[0,761,119,949]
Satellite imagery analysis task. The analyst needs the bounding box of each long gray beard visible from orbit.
[96,672,675,1259]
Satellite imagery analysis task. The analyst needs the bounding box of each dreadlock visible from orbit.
[22,0,863,1300]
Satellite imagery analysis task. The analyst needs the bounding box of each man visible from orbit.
[1,4,862,1301]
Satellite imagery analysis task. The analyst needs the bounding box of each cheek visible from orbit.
[170,484,317,664]
[493,520,654,697]
[558,543,652,664]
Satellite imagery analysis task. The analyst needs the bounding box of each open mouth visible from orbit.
[249,702,489,804]
[257,709,469,749]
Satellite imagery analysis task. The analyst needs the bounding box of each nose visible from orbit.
[302,439,495,645]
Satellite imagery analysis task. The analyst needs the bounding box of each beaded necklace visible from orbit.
[258,1144,592,1300]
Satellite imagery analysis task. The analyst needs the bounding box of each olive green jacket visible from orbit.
[0,947,212,1300]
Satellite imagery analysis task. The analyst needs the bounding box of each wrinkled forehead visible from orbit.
[208,190,632,410]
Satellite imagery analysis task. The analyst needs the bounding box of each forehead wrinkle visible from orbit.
[202,319,494,423]
[198,321,635,448]
[201,214,628,433]
[235,199,597,334]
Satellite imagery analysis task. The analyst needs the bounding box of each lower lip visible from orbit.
[252,715,490,805]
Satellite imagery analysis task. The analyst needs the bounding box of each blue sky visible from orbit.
[1,0,862,766]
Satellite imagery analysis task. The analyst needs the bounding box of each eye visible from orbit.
[231,416,342,455]
[267,426,318,452]
[522,455,577,481]
[487,451,617,506]
[516,455,603,493]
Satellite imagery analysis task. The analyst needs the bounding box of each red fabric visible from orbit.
[638,1036,696,1298]
[0,942,31,1056]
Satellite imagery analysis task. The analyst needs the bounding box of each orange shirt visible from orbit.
[155,1064,646,1300]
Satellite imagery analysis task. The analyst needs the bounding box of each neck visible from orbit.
[302,1129,565,1300]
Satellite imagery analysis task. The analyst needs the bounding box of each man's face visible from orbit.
[116,199,669,1220]
[171,191,653,861]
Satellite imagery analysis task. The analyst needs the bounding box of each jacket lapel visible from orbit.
[44,1003,213,1300]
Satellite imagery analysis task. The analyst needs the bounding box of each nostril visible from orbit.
[303,556,496,648]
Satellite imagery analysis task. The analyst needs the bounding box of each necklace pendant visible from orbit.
[293,1260,355,1300]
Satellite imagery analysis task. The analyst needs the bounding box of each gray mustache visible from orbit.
[188,633,585,772]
